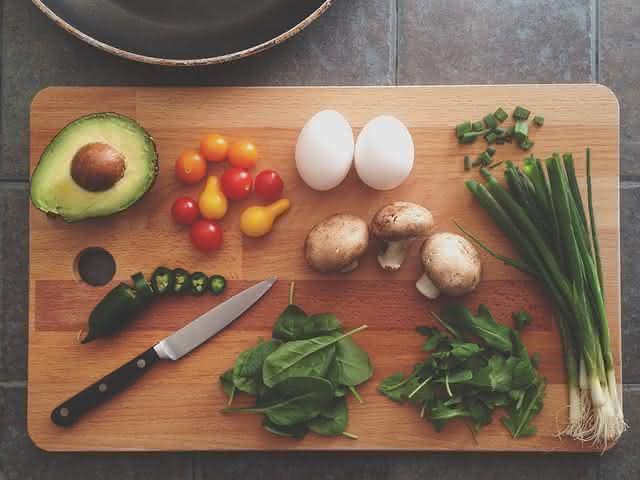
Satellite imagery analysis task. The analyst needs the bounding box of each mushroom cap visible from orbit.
[371,201,434,241]
[420,232,481,296]
[305,214,369,273]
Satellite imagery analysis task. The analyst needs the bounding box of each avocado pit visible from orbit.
[71,142,126,192]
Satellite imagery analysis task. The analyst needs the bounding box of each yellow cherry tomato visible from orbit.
[198,176,228,220]
[228,140,258,168]
[240,199,290,237]
[200,134,229,163]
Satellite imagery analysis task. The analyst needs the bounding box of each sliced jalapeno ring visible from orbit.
[209,274,227,295]
[151,266,174,295]
[172,268,190,295]
[190,271,208,296]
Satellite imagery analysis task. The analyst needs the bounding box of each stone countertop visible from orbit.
[1,1,638,478]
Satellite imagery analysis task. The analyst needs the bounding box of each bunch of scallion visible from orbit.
[458,149,626,446]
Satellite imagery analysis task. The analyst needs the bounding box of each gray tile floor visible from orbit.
[1,0,638,478]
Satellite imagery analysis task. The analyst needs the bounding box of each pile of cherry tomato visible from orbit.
[172,134,285,252]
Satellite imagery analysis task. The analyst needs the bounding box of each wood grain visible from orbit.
[28,86,620,452]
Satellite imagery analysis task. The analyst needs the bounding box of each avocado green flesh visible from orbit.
[30,113,158,222]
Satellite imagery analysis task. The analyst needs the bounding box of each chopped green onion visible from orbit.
[513,121,529,143]
[456,121,472,139]
[496,138,506,145]
[472,121,484,132]
[519,138,535,150]
[513,106,531,120]
[488,160,504,169]
[464,155,471,171]
[486,132,498,144]
[461,130,488,143]
[487,146,497,156]
[533,115,544,127]
[494,107,508,122]
[478,151,492,167]
[483,113,498,129]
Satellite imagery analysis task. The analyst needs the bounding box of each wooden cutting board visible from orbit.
[28,86,620,452]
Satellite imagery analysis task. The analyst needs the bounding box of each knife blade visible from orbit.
[51,277,276,427]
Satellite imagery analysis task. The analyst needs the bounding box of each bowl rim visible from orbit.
[31,0,334,66]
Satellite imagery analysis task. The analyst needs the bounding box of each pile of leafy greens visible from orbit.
[379,303,545,439]
[220,283,372,439]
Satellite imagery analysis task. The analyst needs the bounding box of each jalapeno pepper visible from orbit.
[131,272,154,304]
[209,274,227,295]
[190,271,208,296]
[172,268,190,295]
[151,267,174,295]
[80,283,145,343]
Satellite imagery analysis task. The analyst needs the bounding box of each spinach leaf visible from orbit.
[219,369,236,406]
[226,376,334,426]
[272,306,341,341]
[326,336,373,387]
[334,385,348,397]
[233,339,282,395]
[512,310,533,330]
[262,327,365,388]
[271,305,307,340]
[262,418,309,439]
[307,397,348,436]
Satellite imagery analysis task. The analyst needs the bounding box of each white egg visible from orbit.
[354,115,414,190]
[295,110,354,191]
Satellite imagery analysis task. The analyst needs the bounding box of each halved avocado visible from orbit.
[30,112,158,222]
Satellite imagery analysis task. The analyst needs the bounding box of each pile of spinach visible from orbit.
[221,283,372,439]
[379,303,545,439]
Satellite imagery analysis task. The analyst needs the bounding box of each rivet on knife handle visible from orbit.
[50,346,160,427]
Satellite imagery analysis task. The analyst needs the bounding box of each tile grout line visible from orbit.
[393,0,399,85]
[593,0,600,83]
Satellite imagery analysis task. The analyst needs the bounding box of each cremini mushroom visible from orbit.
[304,214,369,273]
[371,201,434,271]
[416,232,481,299]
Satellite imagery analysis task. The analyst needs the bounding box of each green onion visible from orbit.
[483,113,498,129]
[461,150,626,447]
[478,151,492,167]
[456,121,472,139]
[533,115,544,127]
[485,132,497,144]
[487,146,497,156]
[494,107,509,122]
[488,160,504,169]
[464,156,471,171]
[472,121,484,132]
[513,106,531,120]
[519,138,534,150]
[513,121,529,143]
[462,130,488,143]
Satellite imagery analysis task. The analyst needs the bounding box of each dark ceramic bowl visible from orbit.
[32,0,333,66]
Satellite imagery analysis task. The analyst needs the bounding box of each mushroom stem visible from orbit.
[415,273,441,299]
[340,260,360,273]
[377,238,413,271]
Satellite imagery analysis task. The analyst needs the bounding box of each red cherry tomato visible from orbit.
[190,219,223,252]
[254,169,284,201]
[221,167,253,201]
[171,196,200,225]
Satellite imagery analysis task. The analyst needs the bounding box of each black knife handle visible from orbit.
[51,346,161,427]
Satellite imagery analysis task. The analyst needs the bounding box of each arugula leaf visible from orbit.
[441,304,513,353]
[512,310,533,330]
[378,372,416,403]
[417,326,446,351]
[449,341,483,359]
[232,339,282,395]
[501,379,545,438]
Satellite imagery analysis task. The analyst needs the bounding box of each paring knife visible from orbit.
[51,277,277,427]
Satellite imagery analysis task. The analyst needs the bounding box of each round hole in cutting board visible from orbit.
[74,247,116,286]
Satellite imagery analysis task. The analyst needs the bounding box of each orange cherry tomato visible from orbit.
[175,149,207,184]
[228,140,258,168]
[200,134,229,163]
